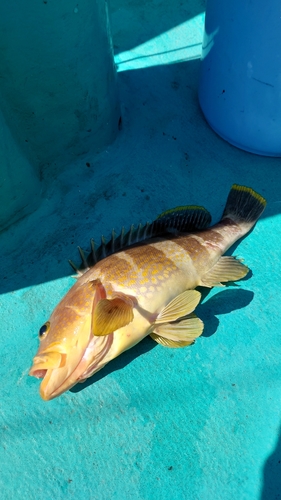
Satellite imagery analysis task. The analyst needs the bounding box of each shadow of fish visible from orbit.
[29,184,266,400]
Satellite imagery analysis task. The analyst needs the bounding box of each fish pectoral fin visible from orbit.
[150,313,204,348]
[155,290,201,324]
[92,296,134,336]
[201,256,249,287]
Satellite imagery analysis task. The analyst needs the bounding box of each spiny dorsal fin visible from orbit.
[78,246,89,270]
[71,205,211,272]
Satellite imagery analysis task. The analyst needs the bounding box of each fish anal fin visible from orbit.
[150,334,193,348]
[150,313,204,348]
[155,290,201,324]
[201,256,249,288]
[92,296,134,336]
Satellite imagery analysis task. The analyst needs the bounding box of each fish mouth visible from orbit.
[29,359,71,401]
[29,350,68,400]
[30,369,48,379]
[29,334,114,401]
[29,350,65,375]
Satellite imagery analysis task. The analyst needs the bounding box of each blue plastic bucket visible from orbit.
[198,0,281,156]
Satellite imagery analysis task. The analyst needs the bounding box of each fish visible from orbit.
[29,184,266,400]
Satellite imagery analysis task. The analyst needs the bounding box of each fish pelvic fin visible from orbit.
[150,313,204,348]
[149,290,203,348]
[155,290,201,324]
[222,184,266,227]
[201,256,249,287]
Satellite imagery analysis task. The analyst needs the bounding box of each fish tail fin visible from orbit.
[222,184,266,230]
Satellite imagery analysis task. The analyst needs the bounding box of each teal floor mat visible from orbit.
[1,1,280,499]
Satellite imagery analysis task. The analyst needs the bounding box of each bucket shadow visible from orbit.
[260,424,281,499]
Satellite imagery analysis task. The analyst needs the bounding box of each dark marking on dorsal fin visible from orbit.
[90,239,97,265]
[127,225,134,246]
[135,223,141,242]
[100,236,107,259]
[111,229,116,254]
[71,204,212,273]
[120,227,125,248]
[142,221,150,240]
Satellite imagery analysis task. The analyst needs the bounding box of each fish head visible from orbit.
[29,279,110,401]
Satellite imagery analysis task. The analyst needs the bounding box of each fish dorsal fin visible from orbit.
[155,290,201,324]
[70,224,151,273]
[201,256,249,288]
[155,205,211,233]
[150,313,204,347]
[92,294,135,336]
[70,206,211,273]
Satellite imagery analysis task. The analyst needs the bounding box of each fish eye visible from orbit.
[39,321,50,339]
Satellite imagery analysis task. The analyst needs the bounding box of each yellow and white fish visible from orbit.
[29,184,266,400]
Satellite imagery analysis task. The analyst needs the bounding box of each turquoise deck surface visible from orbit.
[1,1,280,499]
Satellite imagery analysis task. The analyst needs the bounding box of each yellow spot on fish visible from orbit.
[140,286,147,293]
[127,280,136,286]
[166,265,177,272]
[140,278,149,285]
[149,286,155,292]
